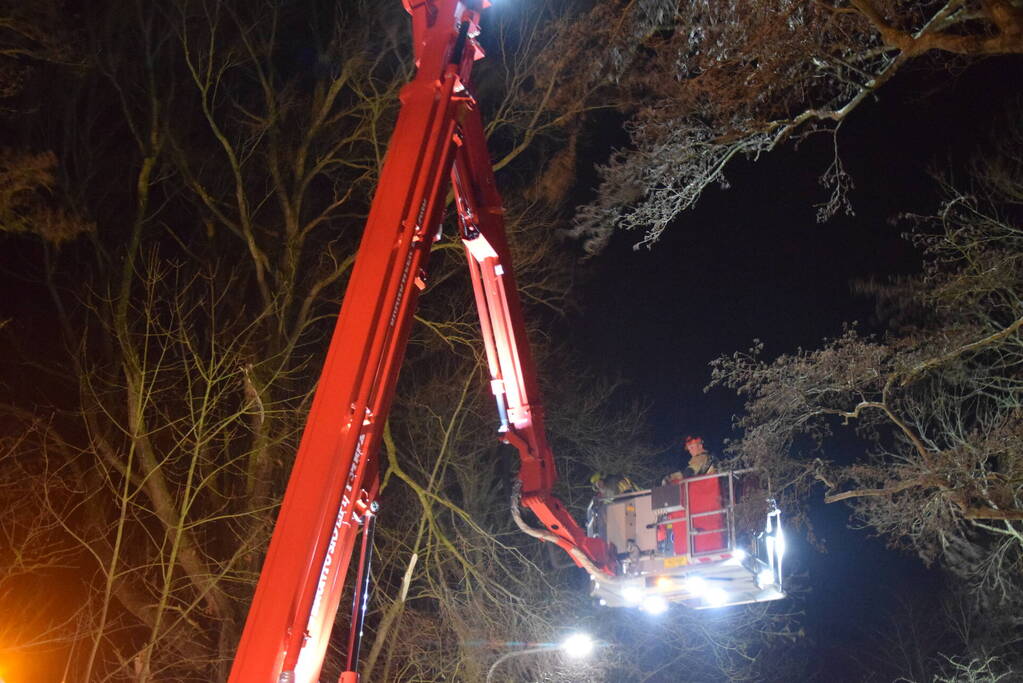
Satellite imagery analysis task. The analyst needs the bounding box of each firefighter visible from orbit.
[587,472,635,538]
[682,435,717,477]
[589,472,636,503]
[683,435,728,553]
[657,436,717,555]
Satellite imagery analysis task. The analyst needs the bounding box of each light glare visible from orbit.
[757,568,775,587]
[685,576,708,595]
[726,548,747,566]
[641,595,669,615]
[561,632,595,659]
[622,586,643,605]
[706,587,729,607]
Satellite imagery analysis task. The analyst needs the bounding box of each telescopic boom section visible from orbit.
[452,110,614,574]
[229,2,610,682]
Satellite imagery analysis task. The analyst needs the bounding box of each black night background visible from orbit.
[1,2,1022,682]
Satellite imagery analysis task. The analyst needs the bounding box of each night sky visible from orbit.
[573,57,1023,676]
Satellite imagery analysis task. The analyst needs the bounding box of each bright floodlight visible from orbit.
[726,548,747,566]
[705,587,729,607]
[757,568,775,587]
[685,575,707,595]
[561,632,595,659]
[640,595,669,615]
[622,586,643,605]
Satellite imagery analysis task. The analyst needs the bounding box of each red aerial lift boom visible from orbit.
[229,2,786,680]
[228,3,613,681]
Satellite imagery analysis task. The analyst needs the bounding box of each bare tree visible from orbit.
[847,584,1022,681]
[709,118,1023,608]
[558,0,1023,251]
[0,1,680,681]
[0,0,83,99]
[932,654,1015,682]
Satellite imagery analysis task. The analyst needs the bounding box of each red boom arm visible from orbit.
[452,110,614,572]
[228,3,612,681]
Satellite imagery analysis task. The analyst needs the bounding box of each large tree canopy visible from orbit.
[710,120,1023,610]
[0,1,624,679]
[562,0,1023,251]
